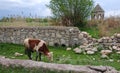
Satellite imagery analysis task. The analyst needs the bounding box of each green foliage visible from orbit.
[25,18,49,23]
[0,17,9,22]
[9,17,15,22]
[43,18,48,22]
[48,0,94,27]
[25,18,33,23]
[0,17,15,22]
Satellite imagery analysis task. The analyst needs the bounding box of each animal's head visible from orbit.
[47,52,53,62]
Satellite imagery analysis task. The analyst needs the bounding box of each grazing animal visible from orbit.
[23,38,53,61]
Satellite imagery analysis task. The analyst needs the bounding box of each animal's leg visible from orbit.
[36,51,39,61]
[27,50,32,60]
[39,52,42,61]
[25,48,28,55]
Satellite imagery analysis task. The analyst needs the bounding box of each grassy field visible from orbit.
[0,43,120,72]
[0,21,50,27]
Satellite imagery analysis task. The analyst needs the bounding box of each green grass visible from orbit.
[0,43,120,72]
[80,26,100,38]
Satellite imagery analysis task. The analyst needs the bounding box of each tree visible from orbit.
[47,0,94,27]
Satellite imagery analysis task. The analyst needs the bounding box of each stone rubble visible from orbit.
[71,32,120,58]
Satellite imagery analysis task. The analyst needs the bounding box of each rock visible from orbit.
[0,56,5,58]
[49,42,54,46]
[117,60,120,62]
[109,59,114,62]
[0,56,119,73]
[85,48,92,51]
[103,39,108,43]
[51,33,55,37]
[60,39,66,46]
[92,47,98,52]
[88,66,107,73]
[81,32,89,38]
[116,33,120,38]
[78,33,84,39]
[101,54,108,59]
[98,38,102,43]
[79,45,86,49]
[73,48,82,54]
[81,31,88,35]
[105,66,120,73]
[69,28,74,32]
[56,33,62,38]
[112,46,118,50]
[112,46,120,51]
[81,38,88,45]
[100,50,112,55]
[116,48,120,51]
[86,43,93,48]
[108,39,113,43]
[66,47,71,51]
[14,52,23,56]
[116,51,120,54]
[88,66,119,73]
[86,51,95,54]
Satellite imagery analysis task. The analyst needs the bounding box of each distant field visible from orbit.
[0,21,50,27]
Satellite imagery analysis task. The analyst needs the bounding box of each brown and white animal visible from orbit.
[23,38,53,61]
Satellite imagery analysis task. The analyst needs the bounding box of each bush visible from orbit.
[25,18,33,22]
[43,18,48,22]
[0,17,9,22]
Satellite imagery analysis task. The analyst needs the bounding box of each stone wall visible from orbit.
[0,26,119,47]
[0,26,80,46]
[0,56,119,73]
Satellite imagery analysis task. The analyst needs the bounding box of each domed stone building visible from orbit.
[91,4,104,20]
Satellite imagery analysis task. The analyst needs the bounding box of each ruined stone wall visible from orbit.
[0,56,119,73]
[0,26,80,46]
[0,26,119,47]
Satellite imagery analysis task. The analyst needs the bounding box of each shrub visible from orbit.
[43,18,48,22]
[25,18,33,22]
[0,17,9,22]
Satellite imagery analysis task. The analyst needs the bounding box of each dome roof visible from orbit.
[92,4,104,13]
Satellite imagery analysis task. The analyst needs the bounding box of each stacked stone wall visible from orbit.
[0,26,80,46]
[0,26,119,48]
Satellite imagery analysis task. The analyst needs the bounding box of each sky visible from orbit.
[0,0,120,18]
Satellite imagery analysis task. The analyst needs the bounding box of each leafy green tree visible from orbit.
[47,0,94,27]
